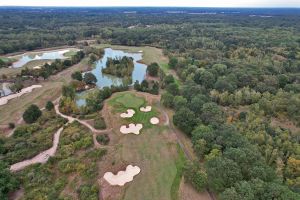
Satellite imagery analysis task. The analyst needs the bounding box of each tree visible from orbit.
[200,102,224,126]
[83,72,97,85]
[46,101,54,111]
[141,80,149,90]
[173,96,187,110]
[189,94,210,116]
[161,92,174,108]
[169,57,178,69]
[62,85,76,99]
[71,71,83,81]
[23,104,42,124]
[0,161,19,200]
[151,82,160,95]
[166,83,179,96]
[173,107,198,135]
[164,74,175,85]
[184,162,208,192]
[205,157,243,193]
[147,62,159,76]
[194,70,215,89]
[134,80,141,91]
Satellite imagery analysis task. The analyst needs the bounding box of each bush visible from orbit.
[46,101,54,111]
[8,122,15,129]
[184,162,207,192]
[23,104,42,124]
[147,62,159,76]
[96,134,110,145]
[94,117,106,130]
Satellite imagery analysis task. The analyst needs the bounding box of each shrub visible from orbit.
[147,62,159,76]
[46,101,54,111]
[23,104,42,124]
[96,134,110,145]
[94,117,106,130]
[8,122,15,129]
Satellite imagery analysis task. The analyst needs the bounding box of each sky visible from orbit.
[0,0,299,8]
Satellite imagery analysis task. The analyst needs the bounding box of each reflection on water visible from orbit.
[11,50,70,68]
[76,48,147,107]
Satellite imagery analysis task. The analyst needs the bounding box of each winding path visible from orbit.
[10,127,64,172]
[54,104,112,148]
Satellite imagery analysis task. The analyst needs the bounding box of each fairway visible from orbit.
[102,91,183,200]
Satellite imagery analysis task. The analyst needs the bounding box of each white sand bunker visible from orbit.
[0,85,42,106]
[150,117,159,125]
[10,127,63,172]
[104,165,141,186]
[140,106,152,112]
[120,109,135,118]
[120,123,143,135]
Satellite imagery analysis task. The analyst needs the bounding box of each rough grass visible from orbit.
[171,145,186,200]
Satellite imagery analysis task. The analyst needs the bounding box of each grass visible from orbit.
[120,128,179,200]
[0,57,16,63]
[105,91,183,200]
[63,50,77,57]
[108,92,158,128]
[171,145,186,200]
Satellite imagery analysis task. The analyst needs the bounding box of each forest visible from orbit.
[0,7,299,200]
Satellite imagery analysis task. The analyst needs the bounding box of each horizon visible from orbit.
[1,0,300,8]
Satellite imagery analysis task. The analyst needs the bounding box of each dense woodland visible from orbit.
[0,7,300,200]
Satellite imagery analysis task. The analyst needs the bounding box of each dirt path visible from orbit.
[10,127,64,172]
[54,104,112,148]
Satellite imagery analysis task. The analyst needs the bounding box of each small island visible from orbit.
[102,56,134,77]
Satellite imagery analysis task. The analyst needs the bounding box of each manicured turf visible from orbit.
[108,92,158,128]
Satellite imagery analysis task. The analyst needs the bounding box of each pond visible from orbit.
[0,83,12,97]
[11,49,70,68]
[76,48,147,106]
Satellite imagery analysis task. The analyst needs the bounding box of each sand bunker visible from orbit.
[150,117,159,125]
[120,123,143,135]
[104,165,141,186]
[10,127,63,172]
[140,106,152,112]
[0,85,42,106]
[120,109,135,118]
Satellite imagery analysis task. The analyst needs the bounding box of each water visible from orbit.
[0,83,12,97]
[76,48,147,106]
[11,50,70,68]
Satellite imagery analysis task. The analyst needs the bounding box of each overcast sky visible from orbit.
[1,0,299,8]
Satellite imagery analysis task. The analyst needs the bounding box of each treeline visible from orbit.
[161,74,300,199]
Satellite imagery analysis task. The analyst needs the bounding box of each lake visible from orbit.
[11,49,70,68]
[76,48,147,106]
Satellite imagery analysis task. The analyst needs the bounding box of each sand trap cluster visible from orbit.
[120,123,143,135]
[150,117,160,125]
[10,127,63,172]
[140,106,152,112]
[104,165,141,186]
[120,109,135,118]
[0,85,42,106]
